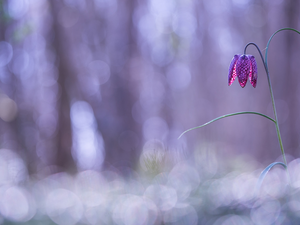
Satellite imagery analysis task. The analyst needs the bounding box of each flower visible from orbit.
[228,54,257,88]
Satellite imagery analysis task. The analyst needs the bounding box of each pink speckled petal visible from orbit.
[236,55,250,88]
[228,55,240,86]
[249,55,257,88]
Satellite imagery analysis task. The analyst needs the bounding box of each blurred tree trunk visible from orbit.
[284,0,300,158]
[0,0,23,156]
[100,0,141,171]
[0,0,5,40]
[49,0,76,172]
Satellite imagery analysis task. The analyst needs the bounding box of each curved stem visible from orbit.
[264,28,300,167]
[264,28,300,166]
[244,42,286,165]
[244,28,300,167]
[265,28,300,66]
[244,42,268,74]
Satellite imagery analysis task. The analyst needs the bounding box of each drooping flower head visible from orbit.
[228,54,257,88]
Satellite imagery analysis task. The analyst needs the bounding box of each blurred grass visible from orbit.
[0,146,298,224]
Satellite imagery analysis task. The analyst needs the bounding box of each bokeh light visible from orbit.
[0,0,298,224]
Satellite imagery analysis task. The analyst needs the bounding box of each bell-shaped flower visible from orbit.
[228,54,257,88]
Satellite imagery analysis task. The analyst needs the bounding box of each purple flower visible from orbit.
[228,54,257,88]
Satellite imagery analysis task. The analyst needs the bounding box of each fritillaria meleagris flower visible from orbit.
[228,54,257,88]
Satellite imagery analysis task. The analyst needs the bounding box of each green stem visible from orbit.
[245,28,300,167]
[265,28,300,166]
[244,41,286,166]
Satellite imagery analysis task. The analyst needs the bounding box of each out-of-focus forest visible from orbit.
[0,0,299,173]
[0,0,300,224]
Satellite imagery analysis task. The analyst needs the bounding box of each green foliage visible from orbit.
[178,111,275,139]
[142,148,166,176]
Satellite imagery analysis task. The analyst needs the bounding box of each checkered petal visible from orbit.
[228,55,240,86]
[249,55,257,88]
[236,55,251,88]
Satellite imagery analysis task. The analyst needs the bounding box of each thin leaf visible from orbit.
[256,162,287,192]
[178,111,275,139]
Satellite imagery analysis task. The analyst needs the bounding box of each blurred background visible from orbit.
[0,0,300,174]
[0,0,300,224]
[0,0,299,174]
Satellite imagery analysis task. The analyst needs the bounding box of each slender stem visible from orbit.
[265,28,300,65]
[245,28,300,167]
[244,42,268,73]
[244,43,287,166]
[263,28,300,166]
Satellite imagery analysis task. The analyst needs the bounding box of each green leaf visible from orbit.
[178,111,275,139]
[256,162,287,192]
